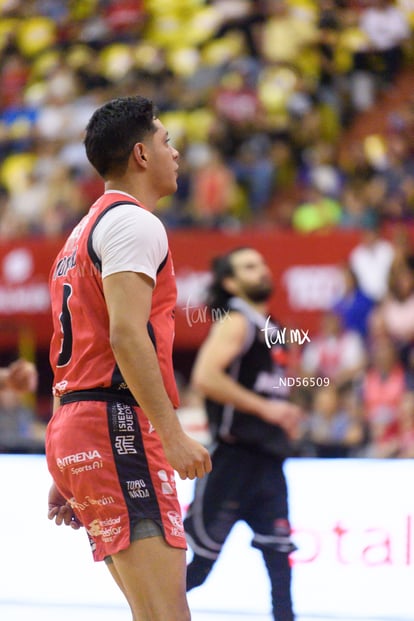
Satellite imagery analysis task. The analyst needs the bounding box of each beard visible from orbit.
[243,281,274,303]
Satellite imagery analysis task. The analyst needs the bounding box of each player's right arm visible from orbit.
[192,312,301,439]
[103,269,211,480]
[91,205,211,479]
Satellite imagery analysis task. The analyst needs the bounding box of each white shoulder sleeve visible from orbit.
[92,204,168,283]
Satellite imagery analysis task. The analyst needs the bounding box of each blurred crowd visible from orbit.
[294,224,414,459]
[1,0,414,458]
[0,0,414,235]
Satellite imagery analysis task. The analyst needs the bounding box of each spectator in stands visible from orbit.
[381,133,414,220]
[0,358,43,454]
[212,68,262,128]
[389,223,414,269]
[300,310,367,389]
[232,135,276,217]
[339,182,378,229]
[304,383,364,457]
[348,221,395,301]
[38,163,85,236]
[34,65,81,143]
[375,258,414,371]
[366,304,390,348]
[0,184,10,235]
[292,185,342,233]
[210,0,265,58]
[396,390,414,458]
[0,52,30,109]
[315,0,344,113]
[362,175,389,221]
[339,140,376,187]
[0,89,38,157]
[0,386,45,453]
[0,358,37,392]
[331,262,376,339]
[358,0,410,87]
[190,145,239,228]
[300,141,344,200]
[103,0,146,38]
[258,0,318,66]
[360,334,406,457]
[8,169,49,234]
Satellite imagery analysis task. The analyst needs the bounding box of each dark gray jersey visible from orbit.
[206,297,293,458]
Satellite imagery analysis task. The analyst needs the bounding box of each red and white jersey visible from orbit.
[49,191,179,407]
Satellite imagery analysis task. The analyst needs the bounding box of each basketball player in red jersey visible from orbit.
[46,96,212,621]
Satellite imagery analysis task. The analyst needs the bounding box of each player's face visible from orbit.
[229,249,273,302]
[146,119,179,197]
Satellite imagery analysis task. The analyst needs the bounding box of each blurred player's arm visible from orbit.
[0,359,37,392]
[103,270,211,480]
[192,312,301,439]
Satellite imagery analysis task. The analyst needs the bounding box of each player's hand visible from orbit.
[260,400,304,440]
[7,359,38,392]
[162,432,212,481]
[48,482,82,529]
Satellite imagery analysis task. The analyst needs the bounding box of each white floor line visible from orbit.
[1,602,411,621]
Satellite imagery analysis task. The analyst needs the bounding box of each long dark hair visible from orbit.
[206,247,250,311]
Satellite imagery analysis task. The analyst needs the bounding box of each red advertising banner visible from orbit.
[170,228,362,349]
[0,238,62,349]
[0,229,364,351]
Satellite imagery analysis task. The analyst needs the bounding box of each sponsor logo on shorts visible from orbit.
[68,494,115,511]
[112,402,135,432]
[157,469,175,495]
[56,450,103,474]
[167,511,185,539]
[87,516,122,543]
[111,403,138,454]
[126,479,150,499]
[114,435,137,455]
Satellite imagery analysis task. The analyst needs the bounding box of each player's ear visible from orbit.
[133,143,148,167]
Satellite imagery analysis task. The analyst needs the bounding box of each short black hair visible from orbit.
[84,96,157,178]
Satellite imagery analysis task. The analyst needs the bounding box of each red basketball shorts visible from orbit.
[46,399,187,561]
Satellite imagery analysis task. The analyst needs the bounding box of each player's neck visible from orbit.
[252,302,268,315]
[239,296,268,315]
[104,179,157,212]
